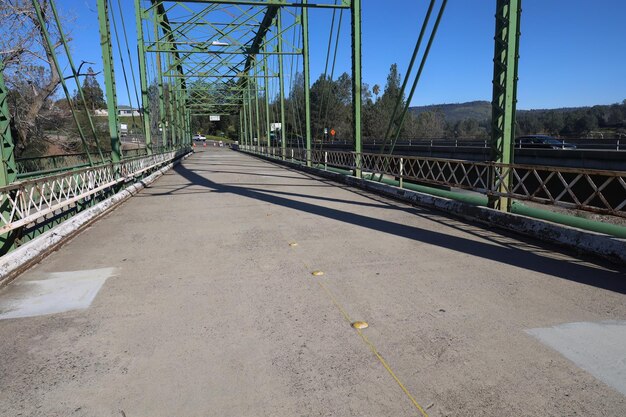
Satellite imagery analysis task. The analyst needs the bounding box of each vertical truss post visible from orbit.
[134,0,152,154]
[154,13,168,151]
[0,58,16,187]
[185,109,192,146]
[277,8,287,160]
[0,58,17,254]
[97,0,122,163]
[351,0,362,178]
[170,79,183,148]
[166,53,177,148]
[254,63,261,148]
[490,0,521,211]
[263,44,271,148]
[247,83,254,147]
[242,91,248,146]
[302,2,312,167]
[239,108,244,144]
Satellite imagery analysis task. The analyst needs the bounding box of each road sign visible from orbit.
[210,115,221,121]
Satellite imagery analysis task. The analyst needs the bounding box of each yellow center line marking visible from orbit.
[283,237,429,416]
[318,281,430,417]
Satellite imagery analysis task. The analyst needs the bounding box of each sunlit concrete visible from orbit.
[1,148,624,417]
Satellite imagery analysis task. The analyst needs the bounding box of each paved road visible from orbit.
[1,148,625,416]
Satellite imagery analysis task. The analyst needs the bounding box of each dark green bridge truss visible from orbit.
[6,1,624,256]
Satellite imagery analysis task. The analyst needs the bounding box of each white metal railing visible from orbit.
[0,148,190,235]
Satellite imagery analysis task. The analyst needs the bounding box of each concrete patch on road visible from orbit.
[526,321,626,396]
[0,268,116,320]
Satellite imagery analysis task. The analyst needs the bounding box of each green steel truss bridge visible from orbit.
[2,3,626,414]
[1,0,626,259]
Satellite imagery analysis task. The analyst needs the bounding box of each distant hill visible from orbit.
[407,100,626,137]
[409,101,491,123]
[409,100,608,124]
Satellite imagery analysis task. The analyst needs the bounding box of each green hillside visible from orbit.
[409,101,492,123]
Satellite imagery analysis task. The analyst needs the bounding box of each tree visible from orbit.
[74,67,105,112]
[364,64,405,139]
[0,0,68,155]
[414,111,445,138]
[372,84,380,98]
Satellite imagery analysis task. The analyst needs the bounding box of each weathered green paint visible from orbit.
[351,0,362,177]
[254,64,261,146]
[97,0,122,163]
[0,58,16,188]
[134,0,153,154]
[302,1,312,167]
[247,84,254,146]
[263,44,271,148]
[490,0,522,211]
[154,11,168,150]
[0,57,18,254]
[277,9,287,160]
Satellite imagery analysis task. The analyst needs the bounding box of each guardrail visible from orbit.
[308,138,625,151]
[1,148,191,252]
[242,146,626,218]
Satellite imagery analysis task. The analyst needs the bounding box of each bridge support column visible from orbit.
[490,0,522,212]
[351,0,362,177]
[302,1,312,167]
[0,57,18,254]
[254,63,261,149]
[247,83,254,148]
[97,0,122,163]
[278,9,287,160]
[263,44,271,148]
[134,0,152,155]
[242,91,248,147]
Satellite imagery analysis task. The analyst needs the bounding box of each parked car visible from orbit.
[192,134,206,141]
[515,135,576,150]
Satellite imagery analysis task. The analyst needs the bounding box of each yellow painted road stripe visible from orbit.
[318,281,430,417]
[286,237,429,416]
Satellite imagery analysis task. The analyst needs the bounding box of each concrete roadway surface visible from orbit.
[1,148,625,417]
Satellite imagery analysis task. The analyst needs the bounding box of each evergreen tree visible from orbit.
[75,67,106,112]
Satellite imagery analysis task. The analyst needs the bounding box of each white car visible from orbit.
[193,134,206,141]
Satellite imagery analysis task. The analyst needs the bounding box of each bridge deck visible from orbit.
[1,148,625,416]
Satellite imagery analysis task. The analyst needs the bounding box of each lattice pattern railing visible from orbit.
[1,149,189,235]
[240,146,626,217]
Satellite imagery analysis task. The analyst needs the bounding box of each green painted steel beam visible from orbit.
[302,1,312,167]
[160,0,351,8]
[490,0,521,212]
[135,0,153,154]
[263,44,271,147]
[351,0,361,177]
[0,56,18,254]
[277,9,287,159]
[0,58,17,189]
[97,0,122,163]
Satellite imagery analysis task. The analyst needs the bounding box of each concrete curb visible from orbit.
[247,152,626,265]
[0,152,192,288]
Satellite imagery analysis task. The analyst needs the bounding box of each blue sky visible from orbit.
[58,0,625,110]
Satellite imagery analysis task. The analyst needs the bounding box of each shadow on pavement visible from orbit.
[171,163,626,294]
